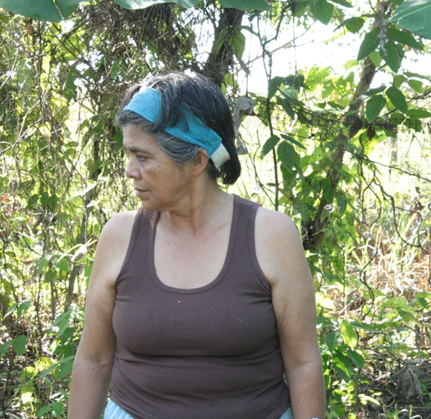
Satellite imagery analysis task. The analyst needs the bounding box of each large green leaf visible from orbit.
[12,335,27,356]
[114,0,201,9]
[340,320,358,349]
[0,0,61,20]
[325,331,340,352]
[310,0,334,25]
[292,0,310,16]
[407,108,431,118]
[281,134,306,150]
[277,141,296,171]
[260,135,281,158]
[333,350,353,381]
[386,86,408,113]
[219,0,271,11]
[366,95,386,122]
[215,28,246,59]
[390,0,431,40]
[347,349,365,369]
[345,17,365,33]
[330,0,353,7]
[387,27,423,50]
[268,76,285,100]
[381,41,404,73]
[357,30,379,60]
[0,341,12,359]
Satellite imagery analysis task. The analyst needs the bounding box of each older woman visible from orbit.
[68,72,326,419]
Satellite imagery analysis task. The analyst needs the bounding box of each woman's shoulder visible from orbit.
[254,206,306,286]
[91,210,139,288]
[97,210,139,254]
[102,210,138,235]
[255,206,299,241]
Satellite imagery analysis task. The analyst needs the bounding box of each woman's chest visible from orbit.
[153,225,231,289]
[113,281,277,357]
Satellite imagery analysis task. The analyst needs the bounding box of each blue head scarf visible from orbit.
[123,87,230,169]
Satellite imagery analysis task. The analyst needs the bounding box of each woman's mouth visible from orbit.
[134,187,148,197]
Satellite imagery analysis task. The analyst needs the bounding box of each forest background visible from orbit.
[0,0,430,418]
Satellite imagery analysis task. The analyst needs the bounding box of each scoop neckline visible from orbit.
[148,194,239,295]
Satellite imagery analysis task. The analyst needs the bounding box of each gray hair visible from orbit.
[117,110,200,166]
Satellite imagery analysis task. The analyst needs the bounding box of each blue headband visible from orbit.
[123,87,230,169]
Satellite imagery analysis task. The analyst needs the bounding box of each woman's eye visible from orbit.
[137,155,146,162]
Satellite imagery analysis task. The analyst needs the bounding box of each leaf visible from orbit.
[387,27,423,50]
[215,28,246,60]
[325,331,340,352]
[0,0,61,21]
[12,335,27,356]
[260,135,281,158]
[357,30,379,60]
[340,319,358,349]
[390,0,431,40]
[231,31,246,59]
[404,71,430,79]
[37,406,52,417]
[114,0,201,9]
[333,350,353,381]
[364,85,387,96]
[293,0,310,16]
[52,401,64,415]
[0,0,84,20]
[277,97,295,118]
[368,51,382,67]
[347,349,365,369]
[56,0,86,18]
[381,41,404,73]
[56,257,69,273]
[350,320,376,332]
[386,86,408,113]
[285,74,305,89]
[408,79,423,92]
[330,0,353,7]
[344,17,365,33]
[0,341,12,359]
[38,256,50,274]
[366,95,386,122]
[389,0,404,5]
[280,134,306,150]
[268,76,285,100]
[219,0,271,10]
[310,0,334,25]
[406,109,431,118]
[17,301,32,318]
[277,141,296,171]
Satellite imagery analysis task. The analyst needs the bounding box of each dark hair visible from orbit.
[116,71,241,185]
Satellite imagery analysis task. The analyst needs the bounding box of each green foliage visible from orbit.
[357,30,379,61]
[0,0,84,20]
[1,0,431,417]
[391,0,431,40]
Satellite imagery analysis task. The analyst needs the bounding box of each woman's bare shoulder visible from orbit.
[255,206,300,243]
[255,207,306,285]
[91,210,139,287]
[101,210,138,239]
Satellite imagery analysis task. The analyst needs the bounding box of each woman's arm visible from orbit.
[256,209,326,419]
[68,211,136,419]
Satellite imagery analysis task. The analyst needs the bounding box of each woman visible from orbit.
[68,71,326,419]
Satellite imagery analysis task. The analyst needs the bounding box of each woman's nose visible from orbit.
[125,159,141,179]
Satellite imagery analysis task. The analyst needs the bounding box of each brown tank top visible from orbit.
[110,195,290,419]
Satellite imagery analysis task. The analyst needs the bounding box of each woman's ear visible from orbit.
[191,148,209,176]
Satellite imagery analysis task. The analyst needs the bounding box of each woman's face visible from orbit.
[123,124,192,212]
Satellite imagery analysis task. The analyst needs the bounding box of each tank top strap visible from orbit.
[231,195,268,290]
[117,207,157,286]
